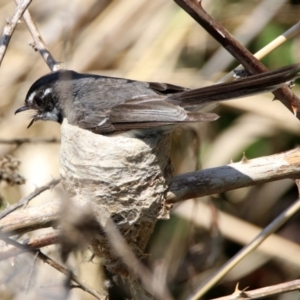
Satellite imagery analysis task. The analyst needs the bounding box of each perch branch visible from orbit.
[167,148,300,203]
[2,149,300,233]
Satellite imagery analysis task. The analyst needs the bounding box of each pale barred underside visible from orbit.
[59,120,172,275]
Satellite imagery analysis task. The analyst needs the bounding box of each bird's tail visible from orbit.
[167,64,300,108]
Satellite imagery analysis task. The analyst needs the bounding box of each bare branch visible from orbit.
[0,231,59,260]
[14,0,60,71]
[0,178,61,220]
[202,0,287,76]
[0,0,32,66]
[168,148,300,203]
[220,21,300,83]
[0,201,59,234]
[2,147,300,298]
[210,279,300,300]
[0,138,61,145]
[2,148,300,233]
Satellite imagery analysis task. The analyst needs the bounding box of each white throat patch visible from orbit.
[39,107,61,122]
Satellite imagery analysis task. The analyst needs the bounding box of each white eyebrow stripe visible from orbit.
[43,88,52,96]
[27,91,36,103]
[97,117,108,126]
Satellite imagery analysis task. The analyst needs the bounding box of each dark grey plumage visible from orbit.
[15,64,300,134]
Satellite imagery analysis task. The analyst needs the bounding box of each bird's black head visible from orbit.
[15,70,77,128]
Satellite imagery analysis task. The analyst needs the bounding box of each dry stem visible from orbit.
[0,0,32,66]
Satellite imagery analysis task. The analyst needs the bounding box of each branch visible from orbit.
[2,149,300,298]
[0,231,58,260]
[210,280,300,300]
[167,148,300,203]
[219,21,300,83]
[0,0,32,66]
[174,0,300,117]
[202,0,286,76]
[0,236,106,299]
[14,0,60,71]
[0,201,59,234]
[0,178,61,220]
[2,149,300,234]
[175,200,300,269]
[0,138,61,145]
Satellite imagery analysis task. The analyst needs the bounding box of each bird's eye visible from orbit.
[35,97,43,106]
[43,93,52,102]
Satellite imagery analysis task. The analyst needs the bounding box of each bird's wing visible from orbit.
[75,95,217,134]
[72,63,300,134]
[110,97,217,123]
[69,78,215,133]
[76,111,114,133]
[148,82,189,94]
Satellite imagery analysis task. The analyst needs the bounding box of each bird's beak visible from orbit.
[27,117,36,128]
[15,105,31,114]
[15,105,37,128]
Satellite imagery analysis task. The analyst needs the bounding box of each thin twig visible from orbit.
[187,195,300,300]
[0,231,59,261]
[0,236,106,300]
[25,251,38,293]
[14,0,60,71]
[174,0,300,117]
[210,279,300,300]
[0,138,61,145]
[219,21,300,83]
[253,21,300,60]
[175,201,300,269]
[0,178,61,220]
[0,0,32,67]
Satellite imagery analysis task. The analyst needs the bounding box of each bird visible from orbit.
[15,64,300,135]
[14,65,300,281]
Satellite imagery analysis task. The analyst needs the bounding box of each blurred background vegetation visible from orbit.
[1,0,300,299]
